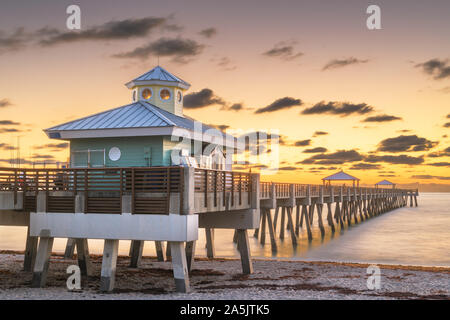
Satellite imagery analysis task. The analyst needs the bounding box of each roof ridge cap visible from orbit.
[139,101,176,126]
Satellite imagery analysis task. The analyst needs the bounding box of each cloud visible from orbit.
[426,162,450,167]
[427,147,450,158]
[255,97,303,114]
[349,163,382,170]
[34,143,69,150]
[365,154,424,165]
[301,149,364,165]
[377,135,438,153]
[303,147,328,153]
[199,28,217,38]
[0,120,20,125]
[262,42,303,61]
[294,139,311,147]
[31,154,56,160]
[362,114,402,123]
[411,175,450,180]
[183,88,226,109]
[0,158,33,165]
[0,99,13,108]
[113,37,204,63]
[313,131,329,137]
[301,101,374,117]
[279,166,300,171]
[322,57,369,71]
[227,103,244,111]
[0,28,29,54]
[0,128,20,133]
[210,56,237,71]
[416,58,450,80]
[39,17,170,46]
[0,143,16,151]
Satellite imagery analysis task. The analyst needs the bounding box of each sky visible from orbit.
[0,0,449,186]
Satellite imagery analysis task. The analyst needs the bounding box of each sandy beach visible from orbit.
[0,251,448,300]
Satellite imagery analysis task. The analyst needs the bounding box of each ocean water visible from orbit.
[0,193,449,267]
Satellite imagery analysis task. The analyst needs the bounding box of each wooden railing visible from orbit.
[0,167,183,214]
[194,169,251,207]
[260,182,416,199]
[0,167,418,212]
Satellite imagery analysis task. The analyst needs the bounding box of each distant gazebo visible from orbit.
[375,179,396,189]
[322,170,360,187]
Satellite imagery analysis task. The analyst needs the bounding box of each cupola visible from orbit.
[125,66,190,117]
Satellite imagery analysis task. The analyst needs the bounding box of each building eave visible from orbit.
[125,80,190,90]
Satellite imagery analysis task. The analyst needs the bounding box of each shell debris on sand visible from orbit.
[0,252,448,300]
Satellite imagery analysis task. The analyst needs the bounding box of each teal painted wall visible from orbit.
[70,136,165,167]
[163,136,191,166]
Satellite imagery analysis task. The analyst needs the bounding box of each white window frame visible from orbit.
[70,149,106,168]
[159,87,172,102]
[141,87,153,100]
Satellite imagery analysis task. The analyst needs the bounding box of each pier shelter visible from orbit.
[375,179,396,189]
[322,170,360,187]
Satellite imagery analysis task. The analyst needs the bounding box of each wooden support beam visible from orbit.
[259,208,267,245]
[23,225,38,272]
[31,236,54,288]
[236,229,253,274]
[335,202,344,229]
[129,240,144,268]
[326,203,335,233]
[64,238,76,259]
[166,241,172,258]
[170,241,190,293]
[265,209,278,252]
[316,203,325,237]
[273,206,280,232]
[295,205,300,236]
[75,238,93,277]
[155,241,166,262]
[185,241,196,272]
[303,205,313,241]
[205,228,215,259]
[279,207,286,240]
[100,239,119,292]
[309,202,315,224]
[286,207,298,246]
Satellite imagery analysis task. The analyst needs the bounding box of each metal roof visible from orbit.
[375,179,395,185]
[45,101,232,138]
[131,66,190,86]
[322,171,360,181]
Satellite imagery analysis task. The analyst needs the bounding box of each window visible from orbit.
[160,88,171,101]
[71,149,105,168]
[142,88,152,99]
[133,90,137,102]
[108,147,121,161]
[177,91,182,103]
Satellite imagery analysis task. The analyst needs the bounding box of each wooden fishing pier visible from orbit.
[0,166,418,293]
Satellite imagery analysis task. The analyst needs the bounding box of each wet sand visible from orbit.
[0,251,448,300]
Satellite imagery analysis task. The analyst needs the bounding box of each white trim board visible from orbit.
[30,212,198,241]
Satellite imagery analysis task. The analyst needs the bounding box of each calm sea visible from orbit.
[1,192,449,267]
